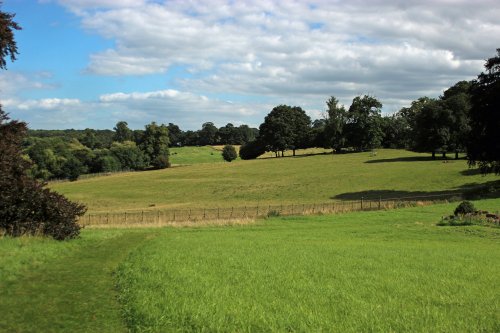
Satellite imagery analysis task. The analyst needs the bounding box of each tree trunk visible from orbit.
[432,151,435,159]
[455,151,459,159]
[293,149,296,156]
[281,151,284,157]
[442,151,446,159]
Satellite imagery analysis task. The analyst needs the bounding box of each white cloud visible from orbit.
[66,0,497,106]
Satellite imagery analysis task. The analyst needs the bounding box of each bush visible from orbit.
[152,154,171,169]
[239,140,266,160]
[454,201,476,216]
[222,145,237,162]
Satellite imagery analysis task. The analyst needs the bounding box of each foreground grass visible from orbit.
[116,199,500,332]
[0,229,156,333]
[51,149,499,213]
[0,200,499,332]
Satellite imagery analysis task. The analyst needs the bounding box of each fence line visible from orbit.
[79,192,465,226]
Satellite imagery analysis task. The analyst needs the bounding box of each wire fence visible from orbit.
[79,192,465,227]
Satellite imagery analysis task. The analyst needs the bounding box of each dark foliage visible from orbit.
[467,48,500,174]
[239,140,266,160]
[222,145,237,162]
[454,201,476,216]
[0,107,86,240]
[0,5,21,69]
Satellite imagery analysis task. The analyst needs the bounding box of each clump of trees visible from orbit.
[1,7,85,240]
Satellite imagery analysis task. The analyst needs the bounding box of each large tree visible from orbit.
[259,105,311,156]
[0,4,21,69]
[323,96,347,151]
[344,95,384,151]
[140,122,170,169]
[467,49,500,174]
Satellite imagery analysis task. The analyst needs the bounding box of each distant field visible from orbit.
[50,149,499,213]
[2,200,499,332]
[169,146,225,165]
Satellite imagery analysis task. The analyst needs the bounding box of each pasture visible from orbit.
[1,200,499,332]
[50,149,499,214]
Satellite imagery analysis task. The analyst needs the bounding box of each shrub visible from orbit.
[454,201,476,216]
[239,140,266,160]
[267,210,281,218]
[222,145,237,162]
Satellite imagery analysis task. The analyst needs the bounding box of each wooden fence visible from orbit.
[79,192,464,226]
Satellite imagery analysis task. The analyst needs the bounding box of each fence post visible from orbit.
[379,197,381,210]
[230,207,233,218]
[189,209,191,220]
[157,211,160,223]
[203,209,206,219]
[256,205,259,216]
[142,211,144,223]
[361,197,363,210]
[217,208,220,220]
[312,203,315,214]
[107,213,109,224]
[173,210,176,221]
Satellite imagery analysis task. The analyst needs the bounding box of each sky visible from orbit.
[1,0,499,130]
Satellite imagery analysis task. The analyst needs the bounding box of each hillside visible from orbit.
[50,149,499,214]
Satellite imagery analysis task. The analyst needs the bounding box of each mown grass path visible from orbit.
[0,230,155,333]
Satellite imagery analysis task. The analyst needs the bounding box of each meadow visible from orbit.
[170,146,227,165]
[50,149,499,214]
[1,200,499,332]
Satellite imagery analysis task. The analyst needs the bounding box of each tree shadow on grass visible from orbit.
[331,180,500,201]
[365,156,440,163]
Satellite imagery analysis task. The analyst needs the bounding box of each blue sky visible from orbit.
[1,0,498,130]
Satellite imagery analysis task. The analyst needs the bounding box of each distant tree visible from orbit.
[167,123,183,146]
[222,145,237,162]
[80,128,99,149]
[467,48,500,174]
[413,99,452,159]
[61,156,85,181]
[239,139,266,160]
[323,96,347,151]
[183,130,200,146]
[199,122,218,145]
[237,125,258,144]
[140,122,170,169]
[113,121,133,143]
[218,123,237,145]
[441,81,472,159]
[0,5,21,69]
[344,95,384,151]
[110,141,146,171]
[259,105,311,156]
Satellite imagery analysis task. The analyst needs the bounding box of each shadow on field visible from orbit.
[460,168,482,176]
[365,156,439,163]
[332,180,500,201]
[259,152,332,160]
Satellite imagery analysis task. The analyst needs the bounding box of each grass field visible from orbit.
[50,149,499,213]
[1,200,499,332]
[170,146,227,165]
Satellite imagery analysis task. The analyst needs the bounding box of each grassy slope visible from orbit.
[50,149,499,213]
[116,199,500,332]
[0,200,498,332]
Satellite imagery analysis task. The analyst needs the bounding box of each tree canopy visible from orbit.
[467,48,500,174]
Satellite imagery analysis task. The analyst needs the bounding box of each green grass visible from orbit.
[169,146,226,165]
[1,200,499,332]
[50,149,499,213]
[116,199,500,332]
[0,229,156,333]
